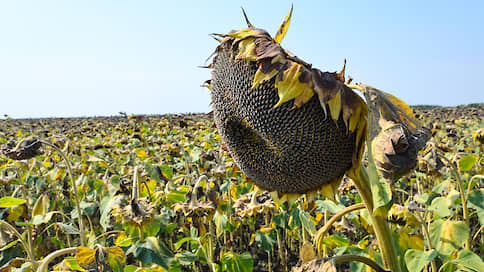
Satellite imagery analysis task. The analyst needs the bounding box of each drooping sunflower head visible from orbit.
[206,7,367,198]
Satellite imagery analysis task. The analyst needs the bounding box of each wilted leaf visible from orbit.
[220,251,253,272]
[31,194,49,217]
[398,232,424,252]
[300,242,315,264]
[429,219,469,256]
[31,212,55,225]
[76,247,97,270]
[105,246,126,264]
[213,211,227,237]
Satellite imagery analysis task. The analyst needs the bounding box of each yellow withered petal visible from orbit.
[274,5,293,44]
[348,104,362,132]
[294,86,315,108]
[252,67,279,89]
[383,91,419,133]
[274,63,309,108]
[236,38,257,61]
[327,90,342,121]
[319,179,340,201]
[227,28,264,40]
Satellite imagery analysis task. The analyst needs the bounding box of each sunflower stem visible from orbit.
[353,165,401,272]
[36,247,77,272]
[39,140,86,247]
[0,220,35,266]
[314,203,366,257]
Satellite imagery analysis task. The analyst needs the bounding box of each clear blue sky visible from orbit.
[1,1,483,118]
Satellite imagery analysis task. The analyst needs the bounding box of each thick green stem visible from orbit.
[353,165,401,272]
[40,140,86,247]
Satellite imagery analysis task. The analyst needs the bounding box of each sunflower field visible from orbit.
[0,103,483,272]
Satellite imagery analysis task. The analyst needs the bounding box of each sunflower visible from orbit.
[206,7,366,200]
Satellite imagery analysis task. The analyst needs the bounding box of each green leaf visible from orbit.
[174,237,198,250]
[57,223,80,235]
[255,231,276,252]
[166,188,187,203]
[114,232,133,247]
[132,237,174,269]
[404,249,437,272]
[288,207,301,229]
[0,240,19,251]
[458,154,478,172]
[273,213,288,228]
[430,197,451,218]
[161,164,173,179]
[452,249,484,272]
[143,218,161,237]
[123,265,138,272]
[220,251,253,272]
[0,197,26,208]
[468,189,484,225]
[63,257,87,272]
[371,176,392,216]
[429,219,469,256]
[322,235,349,249]
[315,200,345,214]
[175,251,198,266]
[298,210,316,235]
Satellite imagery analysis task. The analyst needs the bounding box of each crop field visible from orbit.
[0,104,483,272]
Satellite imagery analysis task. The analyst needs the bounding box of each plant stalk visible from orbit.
[314,203,366,257]
[36,247,77,272]
[329,254,390,272]
[40,140,86,247]
[0,220,35,263]
[353,165,401,272]
[440,156,471,249]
